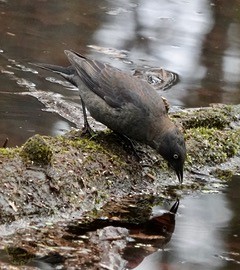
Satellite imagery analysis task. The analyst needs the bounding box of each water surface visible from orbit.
[129,176,240,270]
[1,0,240,145]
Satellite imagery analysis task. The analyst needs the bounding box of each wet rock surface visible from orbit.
[0,197,178,270]
[0,104,239,269]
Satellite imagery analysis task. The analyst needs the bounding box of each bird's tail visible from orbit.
[31,62,76,84]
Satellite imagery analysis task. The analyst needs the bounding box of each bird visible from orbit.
[34,50,186,182]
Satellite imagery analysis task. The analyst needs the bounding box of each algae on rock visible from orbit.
[171,104,240,168]
[20,134,53,165]
[0,104,239,224]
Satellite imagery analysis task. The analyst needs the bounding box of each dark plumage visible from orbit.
[34,50,186,182]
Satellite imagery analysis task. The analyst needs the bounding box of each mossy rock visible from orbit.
[0,147,17,157]
[210,168,234,181]
[185,127,240,166]
[172,105,235,130]
[20,134,53,165]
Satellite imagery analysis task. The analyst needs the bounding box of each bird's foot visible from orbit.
[129,144,141,162]
[118,134,142,162]
[81,123,95,137]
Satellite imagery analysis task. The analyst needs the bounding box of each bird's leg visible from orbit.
[117,133,141,161]
[80,98,94,136]
[2,138,8,148]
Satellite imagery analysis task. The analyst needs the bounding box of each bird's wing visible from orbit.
[65,50,166,115]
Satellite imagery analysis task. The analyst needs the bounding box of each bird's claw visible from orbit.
[81,123,95,137]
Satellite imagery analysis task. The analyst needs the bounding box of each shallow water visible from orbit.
[1,0,240,145]
[0,176,239,269]
[126,175,240,270]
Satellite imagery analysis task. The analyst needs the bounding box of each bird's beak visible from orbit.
[167,162,184,183]
[176,168,183,183]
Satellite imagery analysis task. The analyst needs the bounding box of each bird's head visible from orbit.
[154,127,186,183]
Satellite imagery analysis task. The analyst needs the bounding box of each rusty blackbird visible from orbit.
[34,50,186,182]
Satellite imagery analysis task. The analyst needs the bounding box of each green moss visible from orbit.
[171,105,240,169]
[0,147,18,157]
[210,168,234,181]
[69,136,106,153]
[20,134,53,165]
[185,127,240,166]
[59,131,130,167]
[172,105,234,130]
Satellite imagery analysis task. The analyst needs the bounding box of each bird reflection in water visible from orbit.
[66,197,179,269]
[123,199,179,269]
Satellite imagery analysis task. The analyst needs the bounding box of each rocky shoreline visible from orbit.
[0,103,239,269]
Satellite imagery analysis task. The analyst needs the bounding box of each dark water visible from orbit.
[1,0,240,145]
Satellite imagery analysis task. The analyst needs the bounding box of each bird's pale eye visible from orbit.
[173,153,179,159]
